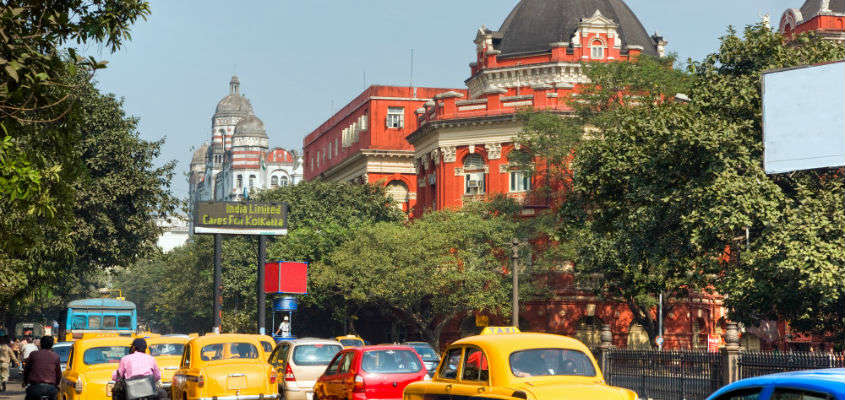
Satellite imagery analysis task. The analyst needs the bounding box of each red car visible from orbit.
[314,345,428,400]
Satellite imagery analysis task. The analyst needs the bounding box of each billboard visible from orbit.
[193,202,288,235]
[762,61,845,174]
[265,261,308,294]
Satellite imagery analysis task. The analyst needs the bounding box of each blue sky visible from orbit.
[86,0,799,198]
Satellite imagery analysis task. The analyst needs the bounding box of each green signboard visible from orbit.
[193,202,288,235]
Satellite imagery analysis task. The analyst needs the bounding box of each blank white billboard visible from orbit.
[762,61,845,174]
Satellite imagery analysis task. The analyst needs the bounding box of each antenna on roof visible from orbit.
[410,48,416,98]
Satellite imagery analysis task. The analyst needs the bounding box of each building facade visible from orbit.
[780,0,845,41]
[303,86,463,213]
[301,0,802,351]
[190,77,303,205]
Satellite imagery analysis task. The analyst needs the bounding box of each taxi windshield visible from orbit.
[83,346,131,365]
[200,342,259,361]
[339,339,364,347]
[509,349,596,377]
[150,343,185,356]
[361,350,422,374]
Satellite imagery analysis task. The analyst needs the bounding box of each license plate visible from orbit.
[305,392,313,400]
[107,383,114,397]
[227,376,247,390]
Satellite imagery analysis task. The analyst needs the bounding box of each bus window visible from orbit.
[117,316,131,329]
[71,315,86,330]
[103,315,116,329]
[88,315,101,329]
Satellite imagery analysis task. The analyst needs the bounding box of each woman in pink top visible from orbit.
[113,338,161,381]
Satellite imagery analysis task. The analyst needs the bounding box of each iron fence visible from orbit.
[604,349,724,400]
[738,351,845,379]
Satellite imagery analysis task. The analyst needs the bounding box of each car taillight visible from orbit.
[197,374,205,387]
[352,375,364,393]
[75,378,84,394]
[284,364,296,382]
[270,370,277,384]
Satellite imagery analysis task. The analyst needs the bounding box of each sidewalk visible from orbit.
[0,381,25,400]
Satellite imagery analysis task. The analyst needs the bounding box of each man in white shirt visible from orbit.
[21,338,38,361]
[275,316,291,337]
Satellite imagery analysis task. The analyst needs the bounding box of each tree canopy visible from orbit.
[519,24,845,343]
[322,209,517,348]
[2,68,176,321]
[0,0,150,258]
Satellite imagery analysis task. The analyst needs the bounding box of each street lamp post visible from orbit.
[512,238,519,328]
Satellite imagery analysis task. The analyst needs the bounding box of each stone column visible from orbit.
[599,323,614,379]
[721,322,741,384]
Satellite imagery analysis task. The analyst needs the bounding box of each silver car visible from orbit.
[268,338,343,400]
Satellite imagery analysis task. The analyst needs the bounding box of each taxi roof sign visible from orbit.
[480,326,521,335]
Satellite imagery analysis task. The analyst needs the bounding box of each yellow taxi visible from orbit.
[404,327,638,400]
[171,334,278,400]
[335,335,365,348]
[258,335,277,361]
[147,336,190,398]
[61,336,133,400]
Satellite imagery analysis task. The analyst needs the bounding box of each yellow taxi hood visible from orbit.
[513,380,637,400]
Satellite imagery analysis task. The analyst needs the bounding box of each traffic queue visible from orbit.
[53,328,845,400]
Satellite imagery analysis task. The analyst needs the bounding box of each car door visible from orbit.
[334,352,355,400]
[450,346,491,400]
[318,353,343,400]
[432,347,463,400]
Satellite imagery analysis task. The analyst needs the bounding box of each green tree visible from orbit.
[528,25,845,343]
[0,0,150,257]
[2,69,177,318]
[115,181,405,335]
[324,209,516,348]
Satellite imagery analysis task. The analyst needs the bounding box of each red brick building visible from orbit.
[303,86,463,212]
[780,0,845,41]
[303,0,737,350]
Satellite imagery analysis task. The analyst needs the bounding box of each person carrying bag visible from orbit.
[112,338,162,400]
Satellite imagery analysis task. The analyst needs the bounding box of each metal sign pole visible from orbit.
[258,235,267,335]
[213,233,223,334]
[512,238,519,328]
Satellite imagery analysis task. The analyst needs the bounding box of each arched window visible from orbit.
[574,316,603,348]
[249,174,256,188]
[237,175,243,188]
[386,180,410,211]
[627,324,651,350]
[591,40,605,59]
[463,154,486,195]
[271,176,279,187]
[280,176,289,187]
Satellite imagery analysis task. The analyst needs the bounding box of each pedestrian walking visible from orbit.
[22,335,61,400]
[12,338,22,361]
[0,336,20,392]
[21,337,38,361]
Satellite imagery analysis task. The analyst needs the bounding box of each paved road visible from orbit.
[0,380,25,400]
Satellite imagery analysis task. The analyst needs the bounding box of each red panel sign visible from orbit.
[265,261,308,294]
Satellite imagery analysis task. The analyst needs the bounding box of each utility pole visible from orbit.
[213,234,222,334]
[658,292,663,351]
[257,236,267,335]
[512,238,519,328]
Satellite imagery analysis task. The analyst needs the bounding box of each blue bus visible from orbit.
[65,298,137,340]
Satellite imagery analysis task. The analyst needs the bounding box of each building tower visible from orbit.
[780,0,845,42]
